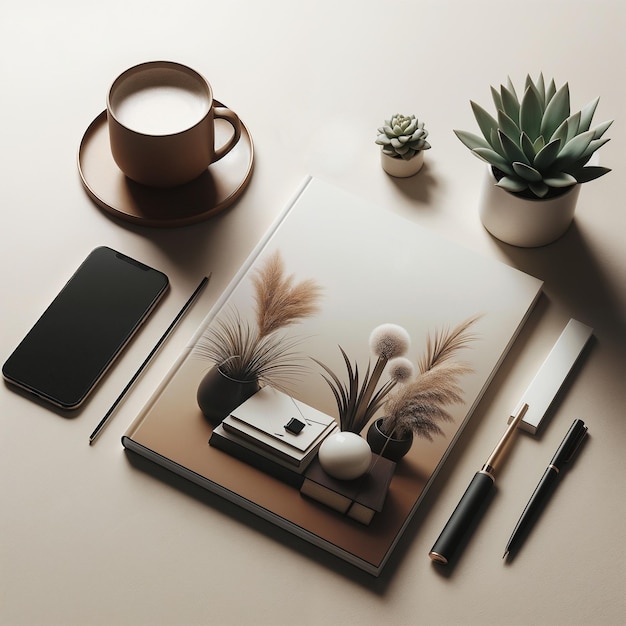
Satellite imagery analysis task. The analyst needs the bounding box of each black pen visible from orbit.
[503,418,588,560]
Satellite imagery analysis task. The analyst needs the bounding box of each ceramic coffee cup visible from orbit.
[107,61,241,188]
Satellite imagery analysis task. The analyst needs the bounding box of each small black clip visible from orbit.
[284,418,306,435]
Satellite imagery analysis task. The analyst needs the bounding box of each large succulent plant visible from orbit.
[376,114,431,160]
[455,74,613,198]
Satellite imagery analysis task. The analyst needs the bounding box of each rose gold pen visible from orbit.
[429,403,528,565]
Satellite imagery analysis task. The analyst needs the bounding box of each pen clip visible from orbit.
[564,423,588,463]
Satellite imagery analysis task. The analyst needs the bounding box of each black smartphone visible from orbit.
[2,246,169,409]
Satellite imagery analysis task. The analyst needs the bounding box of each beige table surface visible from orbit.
[1,2,624,625]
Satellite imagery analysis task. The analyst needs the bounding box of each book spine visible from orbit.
[122,351,192,440]
[300,479,352,514]
[123,177,314,442]
[185,176,314,351]
[221,422,303,466]
[122,434,380,576]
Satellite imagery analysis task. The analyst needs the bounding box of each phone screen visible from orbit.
[2,246,169,409]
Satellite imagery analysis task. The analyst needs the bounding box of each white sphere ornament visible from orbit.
[318,432,372,480]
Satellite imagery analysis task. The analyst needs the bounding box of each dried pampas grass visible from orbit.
[252,251,322,337]
[381,315,481,440]
[195,250,322,390]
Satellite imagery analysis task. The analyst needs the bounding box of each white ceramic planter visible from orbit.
[380,150,424,178]
[478,166,581,247]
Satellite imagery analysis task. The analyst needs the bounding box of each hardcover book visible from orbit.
[122,176,543,576]
[300,454,396,525]
[209,424,307,487]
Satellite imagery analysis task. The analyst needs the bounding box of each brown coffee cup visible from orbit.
[107,61,241,188]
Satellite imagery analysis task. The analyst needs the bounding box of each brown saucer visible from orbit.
[77,102,254,227]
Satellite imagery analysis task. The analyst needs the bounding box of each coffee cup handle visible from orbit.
[213,107,242,162]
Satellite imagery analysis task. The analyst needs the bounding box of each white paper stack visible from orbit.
[220,386,337,471]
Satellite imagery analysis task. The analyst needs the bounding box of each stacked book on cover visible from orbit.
[209,386,337,486]
[210,386,396,524]
[300,454,396,525]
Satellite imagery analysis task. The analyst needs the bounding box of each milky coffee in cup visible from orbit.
[107,61,241,188]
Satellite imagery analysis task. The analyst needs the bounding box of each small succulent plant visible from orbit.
[455,74,613,199]
[376,114,431,160]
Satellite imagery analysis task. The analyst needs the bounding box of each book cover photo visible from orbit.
[122,177,542,575]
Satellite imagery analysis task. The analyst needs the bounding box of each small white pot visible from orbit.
[478,166,581,247]
[380,150,424,178]
[318,431,372,480]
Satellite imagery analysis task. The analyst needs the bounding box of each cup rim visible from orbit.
[106,60,214,137]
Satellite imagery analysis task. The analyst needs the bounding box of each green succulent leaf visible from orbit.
[545,78,557,104]
[543,172,577,187]
[491,86,503,112]
[540,82,570,139]
[578,97,599,132]
[579,137,611,162]
[405,119,418,135]
[571,166,611,183]
[499,130,530,166]
[535,73,546,106]
[524,74,534,92]
[565,111,581,143]
[529,180,550,198]
[496,176,528,193]
[521,132,538,163]
[454,129,490,151]
[490,128,506,157]
[532,135,545,152]
[519,84,543,141]
[472,148,514,175]
[554,129,594,167]
[512,161,543,182]
[533,138,562,170]
[506,76,518,101]
[497,109,520,145]
[471,101,499,143]
[567,139,611,172]
[500,84,520,123]
[590,119,613,140]
[550,117,569,146]
[525,75,546,114]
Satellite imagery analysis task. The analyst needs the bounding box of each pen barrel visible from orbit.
[429,471,494,565]
[504,467,559,557]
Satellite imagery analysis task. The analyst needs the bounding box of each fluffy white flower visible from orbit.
[388,357,414,382]
[369,323,410,360]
